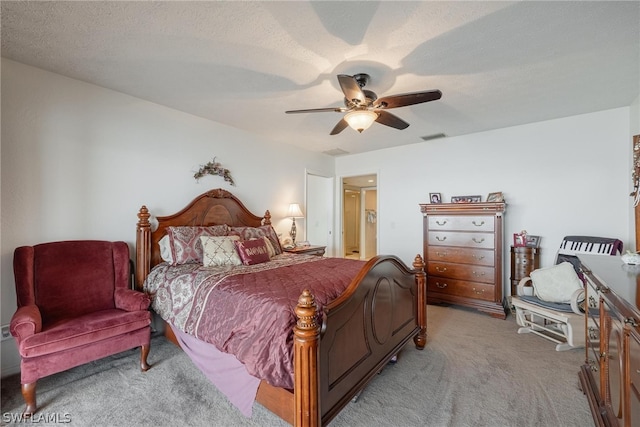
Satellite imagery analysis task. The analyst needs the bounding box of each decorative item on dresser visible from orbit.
[510,245,541,297]
[419,202,507,319]
[578,254,640,427]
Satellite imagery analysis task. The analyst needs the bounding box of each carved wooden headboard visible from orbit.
[135,188,271,289]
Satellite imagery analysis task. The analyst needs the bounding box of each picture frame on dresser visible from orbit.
[429,193,442,204]
[513,233,527,247]
[486,192,504,202]
[451,195,481,203]
[525,235,540,248]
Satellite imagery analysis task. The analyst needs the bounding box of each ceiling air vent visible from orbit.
[420,133,447,141]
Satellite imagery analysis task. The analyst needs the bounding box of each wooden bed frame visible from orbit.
[135,188,427,427]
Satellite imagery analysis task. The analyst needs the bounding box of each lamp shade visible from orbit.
[344,110,378,133]
[287,203,304,218]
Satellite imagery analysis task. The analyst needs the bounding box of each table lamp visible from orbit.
[287,203,304,244]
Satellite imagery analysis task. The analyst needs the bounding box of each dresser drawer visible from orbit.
[427,262,495,284]
[427,276,495,302]
[428,215,495,232]
[427,246,494,266]
[428,231,495,249]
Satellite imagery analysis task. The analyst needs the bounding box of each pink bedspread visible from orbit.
[145,254,365,389]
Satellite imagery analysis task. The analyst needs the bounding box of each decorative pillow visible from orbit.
[200,235,241,267]
[166,225,230,265]
[158,235,174,264]
[230,225,283,255]
[262,236,276,258]
[531,262,583,303]
[234,239,271,265]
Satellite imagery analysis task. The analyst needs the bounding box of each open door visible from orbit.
[342,174,377,260]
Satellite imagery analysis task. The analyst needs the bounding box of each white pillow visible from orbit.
[531,262,583,303]
[159,235,174,264]
[200,235,241,267]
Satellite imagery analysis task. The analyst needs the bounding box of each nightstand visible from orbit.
[284,245,326,256]
[510,246,540,296]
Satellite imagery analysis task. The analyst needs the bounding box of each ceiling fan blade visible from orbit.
[375,110,410,130]
[337,74,366,105]
[285,107,347,114]
[375,90,442,109]
[330,118,349,135]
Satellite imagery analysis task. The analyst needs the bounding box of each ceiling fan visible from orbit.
[285,73,442,135]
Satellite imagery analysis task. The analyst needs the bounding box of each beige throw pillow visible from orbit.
[200,235,241,267]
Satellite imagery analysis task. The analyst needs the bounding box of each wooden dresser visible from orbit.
[419,202,506,319]
[578,254,640,427]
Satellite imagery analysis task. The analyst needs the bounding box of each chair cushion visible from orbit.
[17,309,150,358]
[531,261,583,303]
[517,295,577,313]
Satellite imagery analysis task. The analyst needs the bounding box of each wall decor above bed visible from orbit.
[193,156,235,185]
[135,188,427,426]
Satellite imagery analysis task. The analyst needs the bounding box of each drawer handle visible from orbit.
[472,271,485,277]
[589,360,598,372]
[588,327,599,340]
[435,220,448,226]
[436,236,447,241]
[472,254,485,260]
[521,260,527,264]
[472,288,485,295]
[472,238,485,244]
[624,317,639,327]
[435,282,448,289]
[436,251,447,257]
[588,296,597,309]
[472,220,485,226]
[435,266,447,273]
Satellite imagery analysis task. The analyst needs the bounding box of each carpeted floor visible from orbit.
[1,304,593,426]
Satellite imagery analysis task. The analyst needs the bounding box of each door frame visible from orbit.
[338,172,378,259]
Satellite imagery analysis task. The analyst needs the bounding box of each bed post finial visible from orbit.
[136,206,151,291]
[413,254,427,349]
[293,289,320,427]
[263,210,272,226]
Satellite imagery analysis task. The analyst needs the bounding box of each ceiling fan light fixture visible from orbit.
[344,110,378,133]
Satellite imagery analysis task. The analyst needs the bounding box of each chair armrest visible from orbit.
[10,305,42,341]
[115,288,150,312]
[517,277,533,296]
[570,289,586,315]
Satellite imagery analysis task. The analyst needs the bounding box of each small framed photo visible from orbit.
[429,193,442,204]
[451,195,481,203]
[513,233,527,247]
[525,235,541,248]
[486,192,504,203]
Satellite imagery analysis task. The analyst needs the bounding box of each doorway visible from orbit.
[342,174,377,260]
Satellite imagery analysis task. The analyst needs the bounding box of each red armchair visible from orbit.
[10,240,151,416]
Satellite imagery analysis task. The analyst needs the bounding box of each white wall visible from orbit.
[0,59,334,376]
[336,107,632,274]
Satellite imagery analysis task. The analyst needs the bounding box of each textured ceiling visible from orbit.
[2,1,639,155]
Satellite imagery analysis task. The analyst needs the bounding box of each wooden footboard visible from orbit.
[135,189,426,427]
[291,254,426,426]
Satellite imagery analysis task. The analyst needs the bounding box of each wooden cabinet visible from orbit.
[578,255,640,427]
[510,246,540,296]
[284,245,326,256]
[419,202,506,319]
